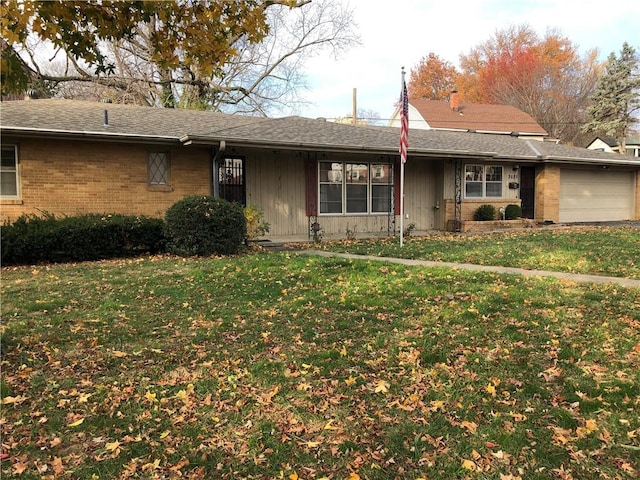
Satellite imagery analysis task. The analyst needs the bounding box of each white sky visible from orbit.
[295,0,640,122]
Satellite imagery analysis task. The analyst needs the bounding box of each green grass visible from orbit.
[312,225,640,278]
[1,229,639,479]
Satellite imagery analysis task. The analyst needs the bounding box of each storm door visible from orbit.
[218,157,246,206]
[520,166,535,219]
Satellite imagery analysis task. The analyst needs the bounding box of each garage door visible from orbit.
[559,169,634,222]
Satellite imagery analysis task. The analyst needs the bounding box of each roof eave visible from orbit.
[1,126,180,145]
[181,134,509,159]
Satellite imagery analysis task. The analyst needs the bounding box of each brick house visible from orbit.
[1,99,639,239]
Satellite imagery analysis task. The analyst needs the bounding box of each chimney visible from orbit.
[449,90,460,112]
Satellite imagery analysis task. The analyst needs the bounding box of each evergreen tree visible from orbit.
[583,42,640,153]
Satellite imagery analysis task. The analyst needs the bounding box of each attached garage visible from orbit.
[559,169,635,222]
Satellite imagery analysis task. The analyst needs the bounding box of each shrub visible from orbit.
[165,196,246,256]
[244,205,270,239]
[473,204,496,221]
[1,212,165,265]
[505,204,522,220]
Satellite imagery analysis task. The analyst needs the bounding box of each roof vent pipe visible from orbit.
[103,109,109,127]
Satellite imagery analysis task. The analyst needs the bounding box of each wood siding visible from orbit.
[245,149,308,237]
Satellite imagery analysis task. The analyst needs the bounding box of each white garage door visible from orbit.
[559,169,634,222]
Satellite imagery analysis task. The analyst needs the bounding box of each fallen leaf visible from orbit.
[142,459,161,471]
[462,459,477,471]
[112,350,128,358]
[461,421,478,433]
[584,419,598,433]
[344,376,357,386]
[106,440,120,451]
[144,391,158,403]
[13,462,28,474]
[52,456,64,475]
[68,418,85,427]
[1,395,28,405]
[324,419,339,430]
[297,382,312,391]
[374,380,389,394]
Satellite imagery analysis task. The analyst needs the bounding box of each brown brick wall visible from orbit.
[444,198,522,223]
[1,139,211,223]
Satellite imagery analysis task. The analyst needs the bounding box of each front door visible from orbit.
[520,166,535,219]
[218,157,246,206]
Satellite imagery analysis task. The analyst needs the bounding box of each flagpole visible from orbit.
[399,67,406,247]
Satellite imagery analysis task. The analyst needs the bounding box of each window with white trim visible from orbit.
[1,145,19,198]
[465,165,503,198]
[319,161,392,214]
[148,152,169,185]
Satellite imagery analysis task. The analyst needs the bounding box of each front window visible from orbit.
[1,145,19,198]
[465,165,503,198]
[319,161,392,215]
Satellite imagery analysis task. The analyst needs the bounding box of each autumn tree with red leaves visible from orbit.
[457,25,602,144]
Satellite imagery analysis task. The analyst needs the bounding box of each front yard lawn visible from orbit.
[1,231,639,479]
[312,226,640,279]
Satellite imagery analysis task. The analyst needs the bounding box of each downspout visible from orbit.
[211,140,226,197]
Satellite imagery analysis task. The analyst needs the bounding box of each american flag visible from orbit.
[399,78,409,164]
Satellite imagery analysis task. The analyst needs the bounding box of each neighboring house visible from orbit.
[587,136,640,158]
[1,99,638,240]
[389,91,548,141]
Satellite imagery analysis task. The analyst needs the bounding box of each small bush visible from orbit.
[165,196,246,256]
[505,204,522,220]
[244,205,270,239]
[1,212,165,265]
[473,204,497,221]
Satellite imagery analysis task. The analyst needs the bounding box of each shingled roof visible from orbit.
[407,97,548,136]
[1,99,637,166]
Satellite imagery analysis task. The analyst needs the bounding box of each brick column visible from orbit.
[635,170,640,220]
[535,165,560,223]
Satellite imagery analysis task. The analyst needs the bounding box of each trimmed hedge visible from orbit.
[473,204,497,221]
[1,212,165,265]
[505,204,522,220]
[164,196,247,256]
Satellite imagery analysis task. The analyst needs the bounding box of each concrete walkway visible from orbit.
[300,250,640,289]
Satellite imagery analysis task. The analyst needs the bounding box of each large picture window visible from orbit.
[319,161,392,215]
[465,165,503,198]
[1,145,19,198]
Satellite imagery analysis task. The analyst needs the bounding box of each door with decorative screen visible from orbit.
[217,157,246,206]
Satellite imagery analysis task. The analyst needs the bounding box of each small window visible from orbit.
[485,166,503,197]
[465,165,483,198]
[346,163,368,213]
[319,162,343,214]
[1,145,19,198]
[465,165,503,198]
[148,152,169,185]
